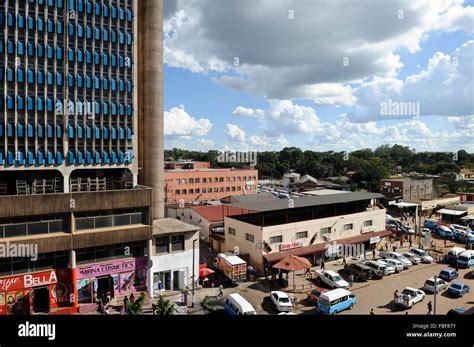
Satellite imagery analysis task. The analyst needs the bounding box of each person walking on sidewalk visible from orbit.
[320,258,325,270]
[427,301,432,315]
[348,274,354,288]
[218,285,224,298]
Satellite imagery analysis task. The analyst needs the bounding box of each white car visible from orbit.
[376,260,397,274]
[423,277,448,293]
[314,270,350,289]
[270,291,293,312]
[410,248,433,263]
[421,228,430,237]
[401,252,422,264]
[394,287,425,308]
[380,258,404,272]
[380,251,413,269]
[401,224,416,235]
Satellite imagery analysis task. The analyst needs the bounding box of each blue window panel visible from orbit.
[56,124,63,138]
[68,0,75,11]
[111,79,117,91]
[77,24,83,37]
[57,73,63,86]
[56,47,63,60]
[47,124,53,138]
[95,102,100,114]
[111,127,117,139]
[77,75,83,88]
[37,98,44,111]
[118,151,124,164]
[77,0,84,12]
[86,76,92,89]
[17,151,25,165]
[68,74,74,87]
[48,0,54,6]
[17,41,25,55]
[47,72,53,85]
[0,40,3,54]
[37,124,44,138]
[119,104,125,116]
[76,125,83,139]
[28,16,34,30]
[68,23,74,36]
[17,123,25,138]
[103,79,108,90]
[119,80,125,92]
[111,103,117,115]
[27,96,34,110]
[37,70,44,84]
[86,126,92,139]
[7,151,15,165]
[7,96,14,110]
[103,29,109,42]
[37,43,44,57]
[47,45,54,59]
[94,151,101,164]
[17,69,24,83]
[77,151,84,164]
[57,22,63,34]
[94,52,100,65]
[103,151,109,164]
[103,102,109,115]
[27,42,34,57]
[119,127,125,140]
[7,13,14,27]
[68,48,74,61]
[86,150,92,164]
[27,123,34,137]
[47,19,54,33]
[56,151,63,165]
[7,68,14,82]
[127,104,133,116]
[127,10,132,22]
[0,152,3,165]
[125,150,133,164]
[111,6,117,19]
[127,128,132,140]
[7,40,14,54]
[119,56,124,68]
[119,32,125,45]
[111,55,117,67]
[103,53,108,66]
[47,151,54,165]
[77,50,84,63]
[94,126,101,139]
[95,3,101,15]
[68,125,74,139]
[103,5,109,17]
[86,26,92,39]
[37,151,45,165]
[46,98,53,112]
[27,151,35,165]
[58,0,64,8]
[38,18,44,31]
[103,127,109,139]
[86,50,92,63]
[7,123,13,137]
[127,33,132,46]
[18,15,25,28]
[111,31,117,43]
[17,96,24,110]
[119,8,125,20]
[67,151,75,165]
[94,27,100,40]
[94,77,100,90]
[111,151,117,164]
[86,1,93,14]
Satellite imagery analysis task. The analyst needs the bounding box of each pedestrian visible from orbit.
[342,257,347,267]
[392,245,396,252]
[444,239,447,247]
[427,301,432,315]
[129,293,135,303]
[320,258,325,270]
[370,308,375,315]
[348,274,354,288]
[218,284,224,298]
[372,249,376,260]
[385,243,388,251]
[409,239,413,249]
[455,260,459,272]
[394,289,399,300]
[400,238,404,248]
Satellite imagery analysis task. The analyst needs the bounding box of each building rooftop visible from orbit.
[230,192,384,212]
[190,205,257,222]
[222,192,279,204]
[301,189,351,196]
[152,218,200,235]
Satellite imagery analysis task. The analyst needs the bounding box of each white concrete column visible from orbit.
[133,173,138,187]
[63,174,70,193]
[147,238,154,299]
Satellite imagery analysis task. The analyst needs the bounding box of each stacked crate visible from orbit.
[54,177,63,193]
[16,180,30,195]
[33,179,45,194]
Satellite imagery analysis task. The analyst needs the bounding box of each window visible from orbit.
[175,190,180,195]
[296,231,308,239]
[175,179,179,185]
[363,220,373,227]
[171,235,184,252]
[189,178,194,184]
[155,237,169,254]
[189,189,194,194]
[320,227,331,234]
[181,179,186,184]
[246,233,254,242]
[219,177,224,182]
[228,227,236,236]
[344,223,354,231]
[203,178,207,183]
[195,178,200,183]
[269,236,283,244]
[207,188,212,193]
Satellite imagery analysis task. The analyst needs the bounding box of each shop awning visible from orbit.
[437,208,466,216]
[461,215,474,220]
[263,229,393,264]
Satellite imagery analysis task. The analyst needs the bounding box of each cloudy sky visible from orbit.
[163,0,474,153]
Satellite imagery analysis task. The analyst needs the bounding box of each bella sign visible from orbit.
[279,241,303,251]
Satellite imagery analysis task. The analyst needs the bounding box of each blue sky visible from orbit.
[163,0,474,153]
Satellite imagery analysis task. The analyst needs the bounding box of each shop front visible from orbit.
[0,269,71,315]
[76,256,148,305]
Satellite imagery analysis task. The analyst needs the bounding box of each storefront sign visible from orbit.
[370,236,380,244]
[279,241,303,251]
[24,271,58,288]
[77,257,148,280]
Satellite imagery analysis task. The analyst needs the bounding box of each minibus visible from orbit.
[457,250,474,268]
[317,288,356,315]
[224,293,257,315]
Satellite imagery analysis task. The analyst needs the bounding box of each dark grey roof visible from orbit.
[229,192,384,212]
[227,192,278,204]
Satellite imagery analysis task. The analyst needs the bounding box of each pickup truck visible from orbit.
[314,269,350,289]
[394,287,425,308]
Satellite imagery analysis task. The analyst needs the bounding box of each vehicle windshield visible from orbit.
[417,250,427,256]
[333,275,343,282]
[426,280,434,286]
[401,290,413,296]
[451,284,462,290]
[279,297,290,303]
[399,256,409,262]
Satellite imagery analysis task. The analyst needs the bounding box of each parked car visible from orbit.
[438,268,459,282]
[423,277,448,293]
[424,219,438,229]
[306,288,329,303]
[314,270,350,289]
[434,224,454,239]
[447,247,467,264]
[400,224,415,235]
[343,262,374,281]
[380,251,413,269]
[401,252,422,265]
[379,258,404,272]
[409,248,433,263]
[375,260,396,275]
[362,260,387,277]
[447,282,470,297]
[270,291,293,312]
[394,287,425,308]
[447,307,474,315]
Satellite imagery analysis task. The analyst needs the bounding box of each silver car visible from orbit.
[402,252,422,264]
[379,258,404,272]
[375,260,396,275]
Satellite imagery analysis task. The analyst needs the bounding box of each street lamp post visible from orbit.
[433,274,437,315]
[191,238,197,308]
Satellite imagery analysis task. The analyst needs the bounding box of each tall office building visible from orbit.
[0,0,181,315]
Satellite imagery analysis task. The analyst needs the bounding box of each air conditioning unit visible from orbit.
[361,226,376,233]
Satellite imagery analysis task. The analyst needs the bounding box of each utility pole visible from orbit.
[433,274,437,315]
[191,238,197,308]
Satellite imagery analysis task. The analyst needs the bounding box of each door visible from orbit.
[32,287,50,313]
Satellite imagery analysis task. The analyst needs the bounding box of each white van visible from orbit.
[224,293,257,315]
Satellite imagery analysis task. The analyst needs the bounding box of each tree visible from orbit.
[124,292,146,315]
[152,295,176,315]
